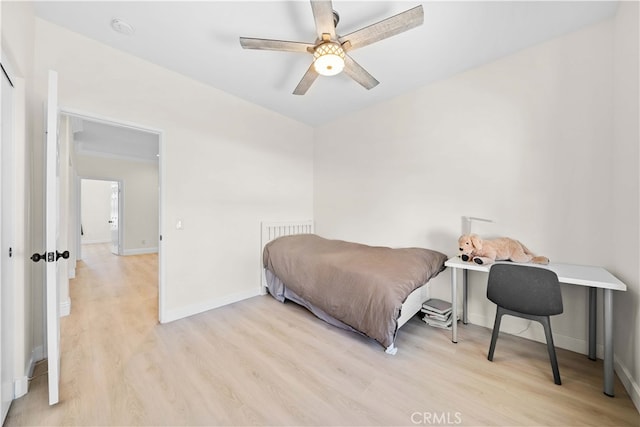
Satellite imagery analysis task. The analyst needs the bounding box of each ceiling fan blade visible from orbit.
[339,5,424,51]
[240,37,314,53]
[343,55,379,90]
[310,0,336,40]
[293,63,320,95]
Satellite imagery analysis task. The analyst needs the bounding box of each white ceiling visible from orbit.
[36,1,618,129]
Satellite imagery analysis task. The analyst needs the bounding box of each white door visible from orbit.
[110,182,120,255]
[44,70,61,405]
[0,61,16,422]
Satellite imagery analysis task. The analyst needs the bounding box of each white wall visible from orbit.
[611,1,640,410]
[80,179,113,244]
[32,19,314,324]
[316,17,614,263]
[315,15,638,401]
[76,156,159,255]
[0,0,36,398]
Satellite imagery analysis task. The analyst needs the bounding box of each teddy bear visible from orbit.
[458,234,549,265]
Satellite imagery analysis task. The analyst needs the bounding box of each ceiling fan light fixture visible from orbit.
[313,42,345,76]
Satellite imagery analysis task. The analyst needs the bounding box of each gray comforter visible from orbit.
[263,234,447,348]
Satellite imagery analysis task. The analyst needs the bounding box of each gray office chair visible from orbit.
[487,263,563,385]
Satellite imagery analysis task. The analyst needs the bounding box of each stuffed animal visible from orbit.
[458,234,549,265]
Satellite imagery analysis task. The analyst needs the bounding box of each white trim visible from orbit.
[14,347,36,399]
[158,131,165,323]
[75,148,158,164]
[122,247,158,256]
[467,312,604,358]
[112,180,123,256]
[59,107,164,136]
[31,345,44,366]
[13,377,27,399]
[15,345,43,399]
[75,176,82,260]
[60,298,70,317]
[161,289,260,324]
[80,238,111,245]
[468,312,640,408]
[615,355,640,413]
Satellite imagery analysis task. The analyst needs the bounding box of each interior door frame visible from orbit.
[61,107,165,322]
[109,180,122,256]
[1,49,29,402]
[0,53,16,421]
[76,178,123,259]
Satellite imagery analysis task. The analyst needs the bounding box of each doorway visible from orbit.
[63,110,164,321]
[79,179,122,257]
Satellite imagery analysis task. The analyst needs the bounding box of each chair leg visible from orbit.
[488,307,504,361]
[540,316,562,385]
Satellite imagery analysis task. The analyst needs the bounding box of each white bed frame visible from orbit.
[260,220,315,293]
[260,221,430,354]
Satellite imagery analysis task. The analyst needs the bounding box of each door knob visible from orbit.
[31,250,70,262]
[31,252,46,262]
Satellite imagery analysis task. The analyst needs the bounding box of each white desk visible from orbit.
[445,256,627,397]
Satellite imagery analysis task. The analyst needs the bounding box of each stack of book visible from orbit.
[421,298,455,329]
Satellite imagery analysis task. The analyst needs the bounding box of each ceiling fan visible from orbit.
[239,1,424,95]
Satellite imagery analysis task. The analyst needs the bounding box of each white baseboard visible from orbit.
[81,238,110,244]
[615,355,640,412]
[60,298,71,317]
[467,313,600,358]
[468,313,639,410]
[31,345,44,362]
[122,247,158,256]
[162,288,260,324]
[15,345,44,398]
[14,377,28,399]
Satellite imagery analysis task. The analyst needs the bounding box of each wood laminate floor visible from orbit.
[5,243,639,426]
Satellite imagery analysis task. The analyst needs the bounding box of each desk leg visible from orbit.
[462,269,468,324]
[451,267,458,343]
[603,289,614,397]
[588,287,596,361]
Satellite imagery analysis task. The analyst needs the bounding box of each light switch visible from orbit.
[176,220,183,230]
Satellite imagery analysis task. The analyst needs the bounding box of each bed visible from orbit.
[262,233,448,354]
